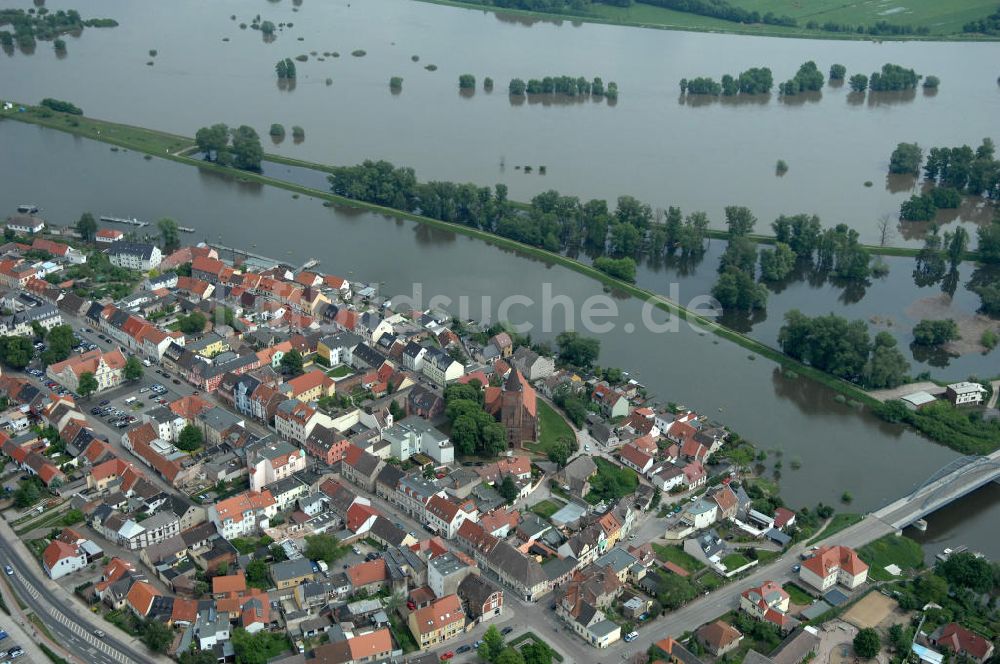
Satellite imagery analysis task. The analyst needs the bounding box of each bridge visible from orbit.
[872,448,1000,530]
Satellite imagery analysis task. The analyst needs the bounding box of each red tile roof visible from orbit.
[347,559,389,588]
[802,545,868,579]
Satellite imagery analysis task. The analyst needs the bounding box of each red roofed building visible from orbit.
[169,395,213,422]
[484,370,537,449]
[126,581,160,618]
[282,369,335,403]
[799,545,868,591]
[95,228,124,243]
[208,489,277,539]
[42,539,87,579]
[425,495,478,539]
[682,460,706,488]
[407,594,465,649]
[346,501,380,535]
[46,348,127,393]
[619,443,654,475]
[930,623,995,663]
[740,580,797,632]
[773,507,796,530]
[347,559,390,595]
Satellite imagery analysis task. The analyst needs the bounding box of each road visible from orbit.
[0,518,158,664]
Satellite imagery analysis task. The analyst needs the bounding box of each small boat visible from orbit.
[16,204,39,214]
[177,226,196,233]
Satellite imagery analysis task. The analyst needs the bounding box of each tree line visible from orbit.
[963,5,1000,34]
[0,8,117,50]
[778,61,824,96]
[194,123,264,172]
[508,75,618,100]
[679,67,773,96]
[326,159,712,261]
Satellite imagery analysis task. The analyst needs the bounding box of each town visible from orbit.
[0,210,995,664]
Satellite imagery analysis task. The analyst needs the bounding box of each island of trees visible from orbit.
[40,98,83,115]
[508,75,618,100]
[778,61,824,96]
[194,123,264,172]
[679,67,773,96]
[0,8,117,50]
[275,58,297,79]
[890,138,1000,221]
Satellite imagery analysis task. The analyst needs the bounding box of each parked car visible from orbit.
[406,600,416,610]
[440,653,454,661]
[4,565,13,576]
[93,629,105,638]
[456,645,471,654]
[624,631,639,642]
[501,627,514,635]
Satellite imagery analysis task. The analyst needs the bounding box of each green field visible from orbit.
[653,543,706,572]
[722,553,752,570]
[858,534,924,581]
[783,582,815,605]
[421,0,1000,39]
[530,499,563,519]
[526,400,576,457]
[806,512,864,546]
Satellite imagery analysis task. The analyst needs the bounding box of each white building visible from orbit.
[799,545,869,592]
[42,540,87,580]
[421,348,464,386]
[107,243,163,271]
[381,417,454,465]
[247,439,307,492]
[5,214,45,234]
[207,490,277,540]
[946,382,987,406]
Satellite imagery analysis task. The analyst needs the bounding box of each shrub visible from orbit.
[923,75,940,88]
[269,123,285,137]
[351,49,366,57]
[40,98,83,115]
[389,76,403,90]
[459,73,475,89]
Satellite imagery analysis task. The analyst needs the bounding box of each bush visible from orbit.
[593,256,636,282]
[40,98,83,115]
[292,126,304,140]
[351,49,366,57]
[459,74,476,89]
[923,75,940,89]
[269,123,285,137]
[389,76,403,90]
[912,319,959,346]
[981,328,998,350]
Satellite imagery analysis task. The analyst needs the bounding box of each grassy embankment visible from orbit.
[4,104,986,419]
[416,0,1000,41]
[858,533,925,581]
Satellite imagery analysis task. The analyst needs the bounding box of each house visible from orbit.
[42,539,87,580]
[929,623,995,664]
[247,439,307,492]
[425,495,478,539]
[126,581,161,618]
[697,620,744,656]
[46,348,127,393]
[382,417,453,465]
[428,552,476,598]
[5,214,45,234]
[271,558,315,591]
[484,541,548,602]
[347,559,391,596]
[340,445,385,493]
[773,507,796,531]
[945,382,987,406]
[655,637,706,664]
[282,369,335,403]
[107,242,163,271]
[312,629,393,664]
[207,489,277,539]
[96,229,124,243]
[421,348,464,386]
[799,545,868,592]
[512,347,554,381]
[619,443,654,475]
[458,573,503,623]
[556,456,598,499]
[407,594,465,649]
[740,581,797,632]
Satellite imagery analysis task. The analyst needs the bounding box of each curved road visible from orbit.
[0,525,150,664]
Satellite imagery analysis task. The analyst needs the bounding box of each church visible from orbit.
[485,369,539,449]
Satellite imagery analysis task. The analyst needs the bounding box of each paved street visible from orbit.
[0,518,166,664]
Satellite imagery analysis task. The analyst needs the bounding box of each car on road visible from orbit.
[624,631,639,642]
[501,626,514,635]
[93,629,105,638]
[456,645,471,654]
[792,564,800,572]
[0,630,7,640]
[440,653,454,661]
[172,379,180,385]
[8,645,23,658]
[3,565,12,576]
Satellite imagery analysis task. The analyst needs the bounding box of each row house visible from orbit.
[340,444,386,493]
[246,438,307,492]
[303,425,350,466]
[425,494,479,539]
[0,302,62,336]
[46,347,127,394]
[274,399,332,444]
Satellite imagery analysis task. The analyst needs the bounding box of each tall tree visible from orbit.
[724,205,757,238]
[77,371,99,398]
[124,356,144,381]
[76,212,98,242]
[157,217,180,253]
[280,348,304,376]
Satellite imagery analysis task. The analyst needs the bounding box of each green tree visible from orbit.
[498,475,519,503]
[124,356,144,381]
[43,324,75,364]
[141,619,173,653]
[178,312,207,334]
[179,649,218,664]
[176,424,204,452]
[945,226,969,267]
[593,256,636,282]
[758,242,796,281]
[556,332,600,370]
[230,125,263,171]
[889,143,923,175]
[304,533,349,564]
[76,212,98,242]
[829,64,846,80]
[864,332,909,389]
[724,205,757,238]
[938,551,994,592]
[195,123,230,161]
[157,217,180,253]
[912,319,959,346]
[712,269,768,312]
[13,478,42,508]
[509,78,526,95]
[0,336,35,369]
[459,74,476,89]
[495,648,525,664]
[245,559,270,586]
[231,628,289,664]
[547,439,571,467]
[280,348,304,376]
[478,625,505,662]
[657,573,698,610]
[521,642,554,664]
[77,371,99,398]
[978,215,1000,264]
[849,73,868,92]
[853,628,881,658]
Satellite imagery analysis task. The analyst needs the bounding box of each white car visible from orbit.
[624,631,639,642]
[3,565,12,576]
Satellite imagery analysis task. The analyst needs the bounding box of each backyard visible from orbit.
[526,400,576,459]
[529,499,564,520]
[653,543,706,573]
[586,457,639,505]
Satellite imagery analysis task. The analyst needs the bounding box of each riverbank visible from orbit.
[7,104,1000,451]
[414,0,1000,42]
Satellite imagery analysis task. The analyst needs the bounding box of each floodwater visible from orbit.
[2,0,999,246]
